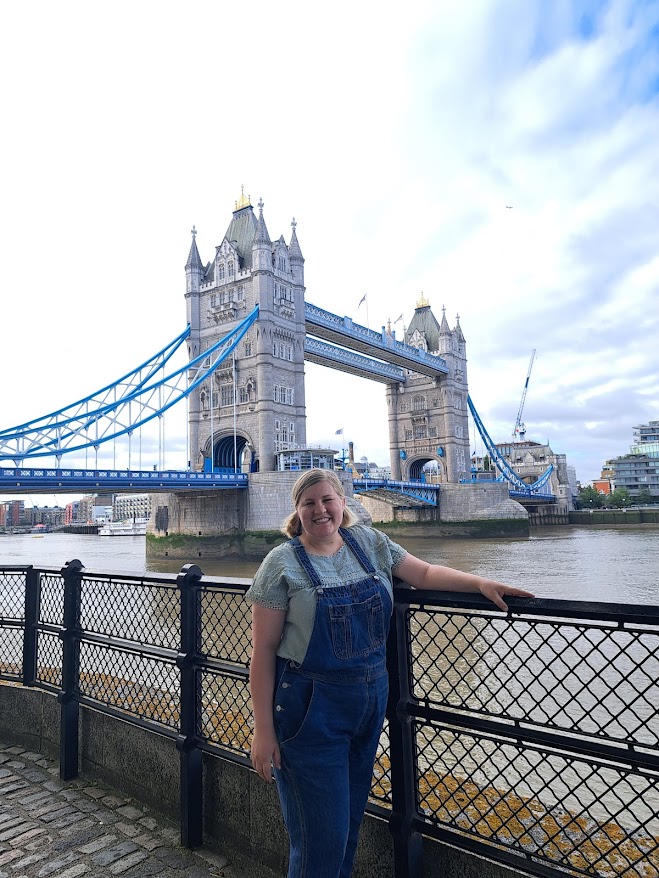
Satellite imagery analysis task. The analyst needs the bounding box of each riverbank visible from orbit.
[569,508,659,524]
[145,517,531,561]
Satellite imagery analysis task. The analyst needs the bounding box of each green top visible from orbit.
[245,524,408,664]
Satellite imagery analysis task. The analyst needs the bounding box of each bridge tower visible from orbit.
[185,192,307,473]
[386,297,470,482]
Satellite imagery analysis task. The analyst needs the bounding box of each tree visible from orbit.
[576,485,604,509]
[605,487,632,508]
[637,487,654,506]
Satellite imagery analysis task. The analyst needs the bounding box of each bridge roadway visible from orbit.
[0,468,556,502]
[0,467,247,495]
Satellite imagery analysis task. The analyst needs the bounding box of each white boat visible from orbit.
[98,518,148,536]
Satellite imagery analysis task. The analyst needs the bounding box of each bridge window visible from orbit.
[413,395,426,411]
[237,285,244,301]
[413,425,427,440]
[210,293,218,308]
[244,341,251,357]
[274,385,294,405]
[405,429,412,441]
[220,384,235,407]
[218,263,225,281]
[228,260,235,277]
[239,387,249,404]
[429,427,437,438]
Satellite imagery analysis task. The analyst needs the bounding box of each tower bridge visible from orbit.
[0,192,568,533]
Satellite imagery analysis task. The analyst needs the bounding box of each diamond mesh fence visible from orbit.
[36,631,63,689]
[200,586,251,666]
[0,571,26,620]
[405,603,659,878]
[80,576,180,649]
[78,641,180,728]
[0,626,23,680]
[3,564,658,878]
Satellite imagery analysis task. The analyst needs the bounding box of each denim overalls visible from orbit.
[273,527,393,878]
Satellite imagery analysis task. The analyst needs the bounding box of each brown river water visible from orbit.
[1,523,657,605]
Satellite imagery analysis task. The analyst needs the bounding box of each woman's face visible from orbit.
[296,480,346,541]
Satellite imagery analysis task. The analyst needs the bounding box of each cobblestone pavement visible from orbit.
[0,742,277,878]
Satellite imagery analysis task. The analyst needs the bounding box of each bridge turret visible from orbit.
[185,226,203,335]
[289,218,304,287]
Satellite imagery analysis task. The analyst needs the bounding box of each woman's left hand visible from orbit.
[478,581,534,611]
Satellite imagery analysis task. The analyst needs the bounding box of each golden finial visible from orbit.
[416,292,430,308]
[235,184,251,210]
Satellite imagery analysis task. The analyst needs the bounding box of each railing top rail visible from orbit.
[394,586,659,624]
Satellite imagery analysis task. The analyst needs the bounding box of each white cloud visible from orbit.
[1,0,658,508]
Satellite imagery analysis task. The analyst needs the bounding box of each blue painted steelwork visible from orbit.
[352,478,439,505]
[468,395,555,497]
[304,337,406,383]
[0,307,259,465]
[0,466,247,494]
[305,302,448,377]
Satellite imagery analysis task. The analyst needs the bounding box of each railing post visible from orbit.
[176,563,204,849]
[386,586,422,877]
[22,566,39,686]
[59,558,83,781]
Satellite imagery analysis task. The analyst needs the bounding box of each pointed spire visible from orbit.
[439,303,451,334]
[454,313,465,342]
[254,197,271,246]
[289,217,304,262]
[185,225,203,271]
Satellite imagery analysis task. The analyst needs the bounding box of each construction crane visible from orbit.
[512,349,536,441]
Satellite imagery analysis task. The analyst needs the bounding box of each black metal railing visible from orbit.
[1,560,657,878]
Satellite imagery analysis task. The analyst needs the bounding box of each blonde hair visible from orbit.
[282,469,357,538]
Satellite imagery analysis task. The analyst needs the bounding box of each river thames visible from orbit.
[1,524,657,605]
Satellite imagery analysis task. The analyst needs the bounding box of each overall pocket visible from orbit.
[329,593,386,659]
[273,670,315,745]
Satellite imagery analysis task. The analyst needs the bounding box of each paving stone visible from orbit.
[36,851,80,876]
[114,805,144,820]
[132,833,162,852]
[53,865,91,878]
[108,850,148,874]
[77,834,118,854]
[91,840,139,867]
[101,795,126,808]
[0,849,24,867]
[81,787,107,800]
[0,738,267,878]
[115,822,140,837]
[12,851,51,870]
[6,826,47,845]
[0,783,29,796]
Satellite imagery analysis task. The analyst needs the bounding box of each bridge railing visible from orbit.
[1,561,657,877]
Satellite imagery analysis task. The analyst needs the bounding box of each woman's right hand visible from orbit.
[250,727,281,782]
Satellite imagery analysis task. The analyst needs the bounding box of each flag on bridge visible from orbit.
[357,294,366,308]
[394,313,403,323]
[335,428,344,435]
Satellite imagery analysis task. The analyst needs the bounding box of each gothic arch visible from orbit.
[405,454,447,482]
[204,431,255,472]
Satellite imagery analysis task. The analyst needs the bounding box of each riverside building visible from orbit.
[607,419,659,502]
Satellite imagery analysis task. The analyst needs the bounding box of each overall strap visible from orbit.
[339,527,377,575]
[289,537,323,588]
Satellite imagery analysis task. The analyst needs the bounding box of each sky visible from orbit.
[1,0,658,507]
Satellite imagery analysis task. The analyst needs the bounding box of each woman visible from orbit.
[247,469,533,878]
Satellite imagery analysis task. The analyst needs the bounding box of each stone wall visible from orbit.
[439,483,528,522]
